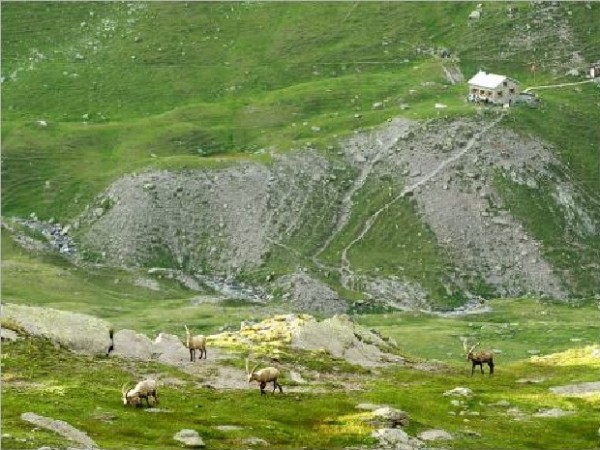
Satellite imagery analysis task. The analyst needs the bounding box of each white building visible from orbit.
[467,71,520,105]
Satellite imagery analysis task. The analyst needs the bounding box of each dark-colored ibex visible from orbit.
[461,338,494,375]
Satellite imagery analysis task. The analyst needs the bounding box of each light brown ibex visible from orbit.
[461,337,494,375]
[185,325,207,361]
[122,379,159,407]
[246,358,283,395]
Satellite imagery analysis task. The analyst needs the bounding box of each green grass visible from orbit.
[2,300,599,450]
[359,298,600,364]
[3,1,599,302]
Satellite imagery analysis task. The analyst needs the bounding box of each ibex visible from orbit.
[246,358,283,395]
[185,325,207,361]
[122,379,159,407]
[461,338,494,375]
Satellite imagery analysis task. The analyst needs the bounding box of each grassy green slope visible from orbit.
[2,1,600,301]
[2,299,599,450]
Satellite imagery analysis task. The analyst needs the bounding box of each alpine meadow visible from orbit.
[1,2,600,450]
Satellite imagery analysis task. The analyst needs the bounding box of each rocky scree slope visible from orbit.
[71,117,596,307]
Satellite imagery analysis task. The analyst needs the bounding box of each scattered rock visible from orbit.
[443,387,473,397]
[242,437,269,446]
[173,429,205,448]
[368,407,410,428]
[533,408,575,418]
[216,425,243,432]
[418,429,453,441]
[550,381,600,397]
[371,428,422,449]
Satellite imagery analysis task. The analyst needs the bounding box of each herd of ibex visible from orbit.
[114,326,495,407]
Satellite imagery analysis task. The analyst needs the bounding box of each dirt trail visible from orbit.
[339,115,505,289]
[523,79,595,92]
[313,127,408,261]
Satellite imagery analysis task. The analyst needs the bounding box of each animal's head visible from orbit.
[466,342,481,361]
[460,337,480,360]
[121,383,132,405]
[245,358,259,383]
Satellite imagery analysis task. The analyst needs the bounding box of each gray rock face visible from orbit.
[21,412,98,449]
[79,151,342,278]
[291,315,402,368]
[276,272,348,315]
[153,332,189,364]
[173,429,205,448]
[112,329,153,360]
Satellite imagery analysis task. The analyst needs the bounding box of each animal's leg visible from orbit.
[260,381,267,395]
[189,348,194,362]
[480,363,484,374]
[489,361,494,375]
[276,381,283,393]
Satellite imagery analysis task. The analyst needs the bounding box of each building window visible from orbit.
[480,90,485,95]
[497,91,503,97]
[509,88,515,94]
[503,81,508,87]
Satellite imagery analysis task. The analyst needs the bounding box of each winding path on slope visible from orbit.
[312,127,408,263]
[337,114,506,289]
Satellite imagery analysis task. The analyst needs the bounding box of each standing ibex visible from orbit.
[461,337,494,375]
[185,325,207,361]
[246,358,283,395]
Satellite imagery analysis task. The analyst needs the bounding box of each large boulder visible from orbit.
[153,333,189,364]
[21,412,98,449]
[291,314,402,368]
[112,329,153,360]
[2,303,111,355]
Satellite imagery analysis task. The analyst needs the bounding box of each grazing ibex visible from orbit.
[246,358,283,395]
[461,338,494,375]
[122,379,159,407]
[185,325,207,361]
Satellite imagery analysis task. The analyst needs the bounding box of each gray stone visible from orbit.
[21,412,98,449]
[3,303,111,355]
[242,437,269,446]
[216,425,243,432]
[173,429,205,448]
[418,429,453,441]
[443,387,473,397]
[370,406,409,428]
[1,328,19,342]
[533,407,575,418]
[113,329,153,360]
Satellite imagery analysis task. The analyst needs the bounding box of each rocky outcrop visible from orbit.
[21,412,99,449]
[2,304,111,355]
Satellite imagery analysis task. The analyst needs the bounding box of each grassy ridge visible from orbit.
[2,2,600,301]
